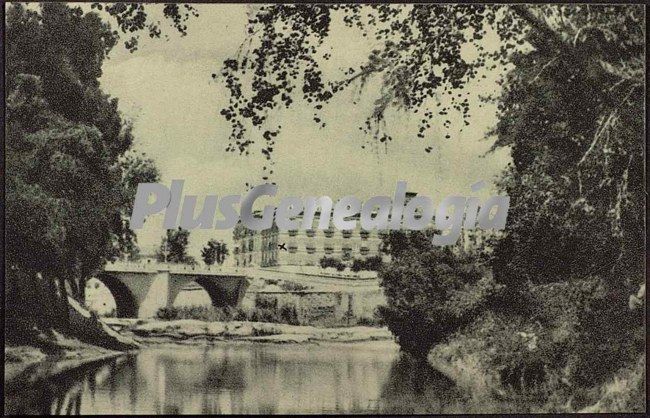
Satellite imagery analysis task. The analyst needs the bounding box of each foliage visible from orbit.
[207,5,642,175]
[279,281,311,292]
[476,5,645,403]
[319,256,346,271]
[156,227,196,265]
[94,2,199,52]
[377,230,491,357]
[201,239,229,266]
[156,305,247,322]
[5,3,159,336]
[108,5,641,182]
[490,10,644,293]
[351,255,384,272]
[156,304,304,326]
[454,278,645,408]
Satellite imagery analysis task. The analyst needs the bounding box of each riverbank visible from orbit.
[5,334,127,390]
[426,331,646,414]
[105,317,394,344]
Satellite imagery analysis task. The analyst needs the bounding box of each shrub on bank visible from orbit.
[440,277,646,411]
[377,230,489,357]
[351,256,383,272]
[279,281,310,291]
[320,256,346,271]
[156,305,247,322]
[156,304,306,326]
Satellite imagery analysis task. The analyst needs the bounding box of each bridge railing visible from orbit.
[104,260,245,275]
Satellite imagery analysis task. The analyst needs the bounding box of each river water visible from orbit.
[6,341,518,414]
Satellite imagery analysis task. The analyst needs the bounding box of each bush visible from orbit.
[156,305,248,322]
[351,256,383,272]
[279,305,301,325]
[279,281,310,291]
[377,230,488,357]
[247,307,280,323]
[156,306,180,320]
[320,256,345,271]
[351,258,365,272]
[472,277,646,407]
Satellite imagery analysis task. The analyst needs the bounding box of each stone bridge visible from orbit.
[97,262,250,318]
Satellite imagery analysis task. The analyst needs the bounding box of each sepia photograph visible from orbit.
[3,1,646,415]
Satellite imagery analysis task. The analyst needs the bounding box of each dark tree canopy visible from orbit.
[214,4,643,165]
[6,3,160,293]
[377,230,490,356]
[201,239,229,266]
[157,227,196,265]
[5,3,160,337]
[92,2,199,52]
[100,5,643,161]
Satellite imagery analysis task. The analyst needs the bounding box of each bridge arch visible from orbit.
[92,273,139,318]
[170,281,213,307]
[168,274,249,310]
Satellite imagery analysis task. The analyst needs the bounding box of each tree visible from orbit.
[5,3,159,337]
[377,230,493,357]
[207,4,643,309]
[201,239,229,266]
[103,5,641,160]
[96,2,199,52]
[351,256,383,272]
[489,29,644,293]
[211,5,641,164]
[157,227,196,265]
[319,256,345,271]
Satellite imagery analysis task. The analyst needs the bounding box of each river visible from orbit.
[5,341,515,414]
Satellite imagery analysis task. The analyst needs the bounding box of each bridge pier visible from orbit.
[98,265,250,318]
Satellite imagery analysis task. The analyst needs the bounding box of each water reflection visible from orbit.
[5,341,512,415]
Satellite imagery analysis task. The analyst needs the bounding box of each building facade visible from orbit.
[233,212,387,268]
[233,192,498,267]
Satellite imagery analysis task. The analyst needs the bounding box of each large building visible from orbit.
[233,192,499,267]
[233,211,387,267]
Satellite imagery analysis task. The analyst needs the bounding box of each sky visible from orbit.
[96,4,511,261]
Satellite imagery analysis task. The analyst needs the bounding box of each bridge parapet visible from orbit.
[104,261,158,273]
[104,261,247,277]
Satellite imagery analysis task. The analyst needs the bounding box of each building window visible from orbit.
[342,230,352,238]
[248,240,254,251]
[324,228,335,238]
[324,246,334,255]
[288,245,298,254]
[360,230,370,240]
[306,229,316,237]
[306,246,316,254]
[288,230,298,237]
[360,246,370,255]
[342,247,352,260]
